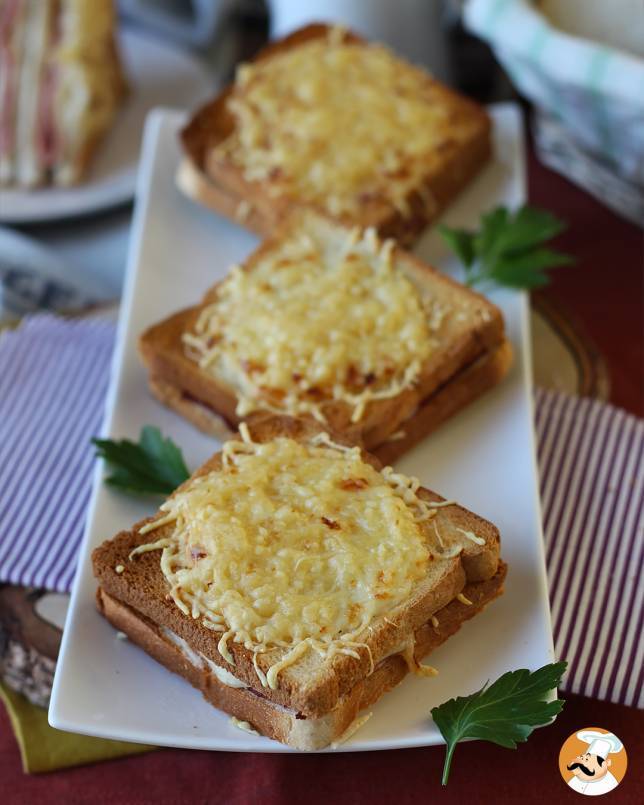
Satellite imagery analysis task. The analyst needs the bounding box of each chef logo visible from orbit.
[559,728,627,796]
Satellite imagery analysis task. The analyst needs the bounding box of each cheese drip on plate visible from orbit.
[183,224,435,424]
[132,429,445,689]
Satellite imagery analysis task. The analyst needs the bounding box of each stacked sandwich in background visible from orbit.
[93,24,510,748]
[179,23,491,247]
[0,0,127,187]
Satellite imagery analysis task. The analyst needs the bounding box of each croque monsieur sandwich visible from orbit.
[0,0,126,187]
[140,210,512,464]
[179,23,491,246]
[93,416,506,750]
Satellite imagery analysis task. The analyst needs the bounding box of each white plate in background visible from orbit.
[50,105,555,752]
[0,30,212,224]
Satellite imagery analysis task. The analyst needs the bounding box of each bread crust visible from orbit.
[92,415,501,718]
[138,211,507,455]
[179,23,491,246]
[145,339,513,468]
[54,36,128,186]
[97,562,506,749]
[373,339,514,465]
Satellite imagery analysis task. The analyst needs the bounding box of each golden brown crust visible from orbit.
[145,339,512,469]
[179,23,491,245]
[92,415,501,718]
[148,374,235,441]
[96,562,506,749]
[176,159,269,236]
[373,340,514,465]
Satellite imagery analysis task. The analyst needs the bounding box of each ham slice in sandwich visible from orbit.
[0,0,126,188]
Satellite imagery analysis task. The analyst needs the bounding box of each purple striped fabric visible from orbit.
[0,315,642,708]
[0,314,113,593]
[534,388,644,710]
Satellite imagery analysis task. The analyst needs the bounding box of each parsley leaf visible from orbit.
[431,661,567,785]
[92,426,190,496]
[485,205,566,256]
[439,205,574,290]
[437,227,476,268]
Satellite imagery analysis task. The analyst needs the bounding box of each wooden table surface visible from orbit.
[1,146,642,805]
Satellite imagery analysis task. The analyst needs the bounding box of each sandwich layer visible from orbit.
[146,339,513,460]
[53,0,128,185]
[97,562,506,750]
[180,24,491,245]
[0,0,126,187]
[139,210,508,453]
[93,415,501,719]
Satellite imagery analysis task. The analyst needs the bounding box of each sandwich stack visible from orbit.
[93,417,506,749]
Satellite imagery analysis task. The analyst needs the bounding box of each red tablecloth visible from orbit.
[1,693,641,803]
[2,146,642,805]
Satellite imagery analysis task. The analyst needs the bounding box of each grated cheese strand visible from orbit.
[455,527,486,546]
[402,643,439,677]
[230,717,259,735]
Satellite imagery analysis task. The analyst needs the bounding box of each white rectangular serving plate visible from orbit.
[50,105,555,753]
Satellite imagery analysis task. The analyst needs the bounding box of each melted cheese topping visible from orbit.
[329,712,373,749]
[133,432,442,688]
[214,29,473,217]
[160,626,248,688]
[230,717,259,735]
[183,225,434,423]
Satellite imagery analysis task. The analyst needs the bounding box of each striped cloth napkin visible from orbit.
[0,315,113,592]
[464,0,644,227]
[534,389,643,708]
[0,314,642,708]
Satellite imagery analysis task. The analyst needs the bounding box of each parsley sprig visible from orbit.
[439,205,574,290]
[92,426,190,496]
[431,661,567,785]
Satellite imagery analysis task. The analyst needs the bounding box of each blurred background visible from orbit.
[1,0,642,311]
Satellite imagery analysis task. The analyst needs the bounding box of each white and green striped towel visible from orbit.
[464,0,644,224]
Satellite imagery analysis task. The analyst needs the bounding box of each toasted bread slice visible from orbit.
[180,23,491,246]
[97,561,506,750]
[139,210,508,455]
[93,415,502,722]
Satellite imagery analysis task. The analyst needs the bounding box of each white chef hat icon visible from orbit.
[576,730,623,759]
